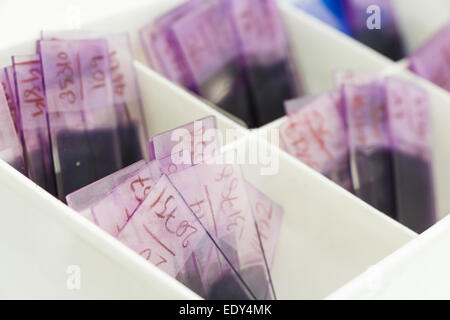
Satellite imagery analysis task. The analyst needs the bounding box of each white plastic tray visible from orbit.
[0,0,420,299]
[328,212,450,299]
[0,60,415,299]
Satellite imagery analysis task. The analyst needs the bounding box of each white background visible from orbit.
[0,0,153,51]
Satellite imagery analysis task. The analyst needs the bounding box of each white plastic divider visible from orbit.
[327,212,450,300]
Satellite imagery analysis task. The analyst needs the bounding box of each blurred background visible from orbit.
[1,0,449,58]
[292,0,450,60]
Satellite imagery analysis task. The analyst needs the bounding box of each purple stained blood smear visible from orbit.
[352,28,405,61]
[206,270,253,300]
[118,121,143,167]
[325,154,354,193]
[245,60,297,127]
[176,255,206,298]
[342,0,405,60]
[392,150,435,233]
[9,157,27,175]
[353,148,396,219]
[199,62,256,128]
[27,146,57,195]
[56,128,120,199]
[240,264,273,300]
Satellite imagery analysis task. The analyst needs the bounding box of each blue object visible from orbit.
[322,0,346,22]
[293,0,351,35]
